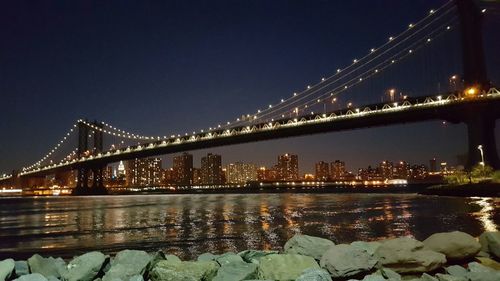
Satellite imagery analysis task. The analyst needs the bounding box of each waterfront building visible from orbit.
[173,152,193,185]
[395,161,410,179]
[126,158,162,187]
[379,161,394,180]
[410,164,428,179]
[277,153,299,181]
[225,162,257,184]
[257,166,278,181]
[192,168,202,185]
[200,153,223,185]
[162,168,175,184]
[330,160,346,180]
[315,161,330,181]
[117,161,126,176]
[429,158,437,173]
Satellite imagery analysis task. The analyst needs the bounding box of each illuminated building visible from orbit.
[395,161,410,178]
[277,153,299,181]
[200,153,223,185]
[225,162,257,184]
[173,152,193,185]
[410,164,428,179]
[117,161,126,176]
[192,168,202,185]
[429,158,437,173]
[358,166,382,180]
[162,168,175,184]
[330,160,346,180]
[126,158,162,187]
[379,160,394,179]
[315,161,329,181]
[257,166,278,181]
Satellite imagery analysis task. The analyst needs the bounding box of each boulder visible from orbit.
[420,273,438,281]
[62,251,107,281]
[258,254,320,280]
[0,259,15,281]
[27,255,66,279]
[423,231,481,260]
[13,273,48,281]
[296,268,332,281]
[375,268,401,280]
[237,250,278,265]
[15,261,29,277]
[197,253,218,262]
[102,250,151,281]
[475,257,500,270]
[434,273,467,281]
[150,259,219,281]
[444,265,468,278]
[214,253,243,266]
[320,244,377,278]
[212,261,257,281]
[375,237,446,273]
[284,234,335,260]
[351,241,382,256]
[466,261,500,281]
[479,231,500,258]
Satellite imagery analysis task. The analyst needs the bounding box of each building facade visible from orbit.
[173,152,193,185]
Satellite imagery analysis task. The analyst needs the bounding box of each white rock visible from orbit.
[13,273,48,281]
[320,244,377,278]
[423,231,481,260]
[0,259,15,281]
[284,234,335,260]
[479,231,500,259]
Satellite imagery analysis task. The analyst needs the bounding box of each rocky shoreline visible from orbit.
[1,231,500,281]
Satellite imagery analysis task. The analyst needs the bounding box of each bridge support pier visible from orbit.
[466,115,499,169]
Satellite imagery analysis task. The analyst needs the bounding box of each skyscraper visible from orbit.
[315,161,329,181]
[277,153,299,181]
[330,160,346,180]
[225,162,258,184]
[201,153,223,185]
[379,160,394,180]
[173,152,193,185]
[126,158,162,187]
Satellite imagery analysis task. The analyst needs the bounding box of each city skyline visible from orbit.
[1,0,499,175]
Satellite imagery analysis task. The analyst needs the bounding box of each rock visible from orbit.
[258,254,320,280]
[237,250,278,265]
[212,261,257,281]
[27,255,66,279]
[296,268,332,281]
[376,268,401,280]
[214,253,243,266]
[46,277,59,281]
[164,255,180,262]
[475,256,500,270]
[129,275,143,281]
[15,261,29,277]
[420,273,438,281]
[476,250,490,258]
[351,241,382,256]
[0,259,15,281]
[284,234,335,260]
[197,253,218,262]
[359,275,386,281]
[375,237,446,274]
[466,261,500,281]
[423,231,481,260]
[13,273,48,281]
[102,250,151,281]
[150,260,219,281]
[143,251,165,281]
[320,244,377,278]
[62,251,107,281]
[444,265,468,278]
[434,273,467,281]
[479,231,500,258]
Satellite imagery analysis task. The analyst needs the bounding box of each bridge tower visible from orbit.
[456,0,499,169]
[74,120,107,195]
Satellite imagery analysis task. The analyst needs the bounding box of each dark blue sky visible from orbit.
[1,0,499,174]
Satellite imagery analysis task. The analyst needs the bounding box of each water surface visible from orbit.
[0,193,498,260]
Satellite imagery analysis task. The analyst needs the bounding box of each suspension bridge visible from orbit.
[1,0,499,194]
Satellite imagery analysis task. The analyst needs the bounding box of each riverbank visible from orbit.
[1,231,499,281]
[420,183,500,197]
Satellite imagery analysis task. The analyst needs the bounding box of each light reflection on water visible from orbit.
[0,193,498,260]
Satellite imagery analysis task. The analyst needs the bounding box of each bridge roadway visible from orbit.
[3,88,500,181]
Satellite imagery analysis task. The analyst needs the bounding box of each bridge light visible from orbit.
[370,48,375,53]
[389,36,394,41]
[481,9,486,13]
[465,87,479,96]
[408,23,414,28]
[353,59,358,63]
[337,69,341,73]
[321,78,325,81]
[446,26,451,30]
[429,9,435,14]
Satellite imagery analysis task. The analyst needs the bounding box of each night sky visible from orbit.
[1,0,499,174]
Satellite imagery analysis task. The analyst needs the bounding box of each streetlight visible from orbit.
[388,89,396,102]
[477,145,485,166]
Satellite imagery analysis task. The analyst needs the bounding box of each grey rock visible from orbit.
[62,251,107,281]
[164,255,180,263]
[214,253,243,266]
[296,268,332,281]
[258,254,320,280]
[237,250,278,265]
[284,234,335,260]
[196,253,218,262]
[420,273,438,281]
[423,231,481,260]
[351,241,382,256]
[359,275,386,281]
[212,261,257,281]
[0,259,15,281]
[444,265,468,278]
[479,231,500,258]
[128,275,143,281]
[466,262,500,281]
[102,250,151,281]
[150,259,219,281]
[376,268,401,280]
[15,261,29,277]
[375,237,446,274]
[13,273,48,281]
[434,273,467,281]
[46,277,59,281]
[320,244,377,278]
[27,255,66,279]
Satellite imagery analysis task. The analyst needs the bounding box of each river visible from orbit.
[0,193,498,260]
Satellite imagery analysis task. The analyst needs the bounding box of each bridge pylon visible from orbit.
[73,119,107,195]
